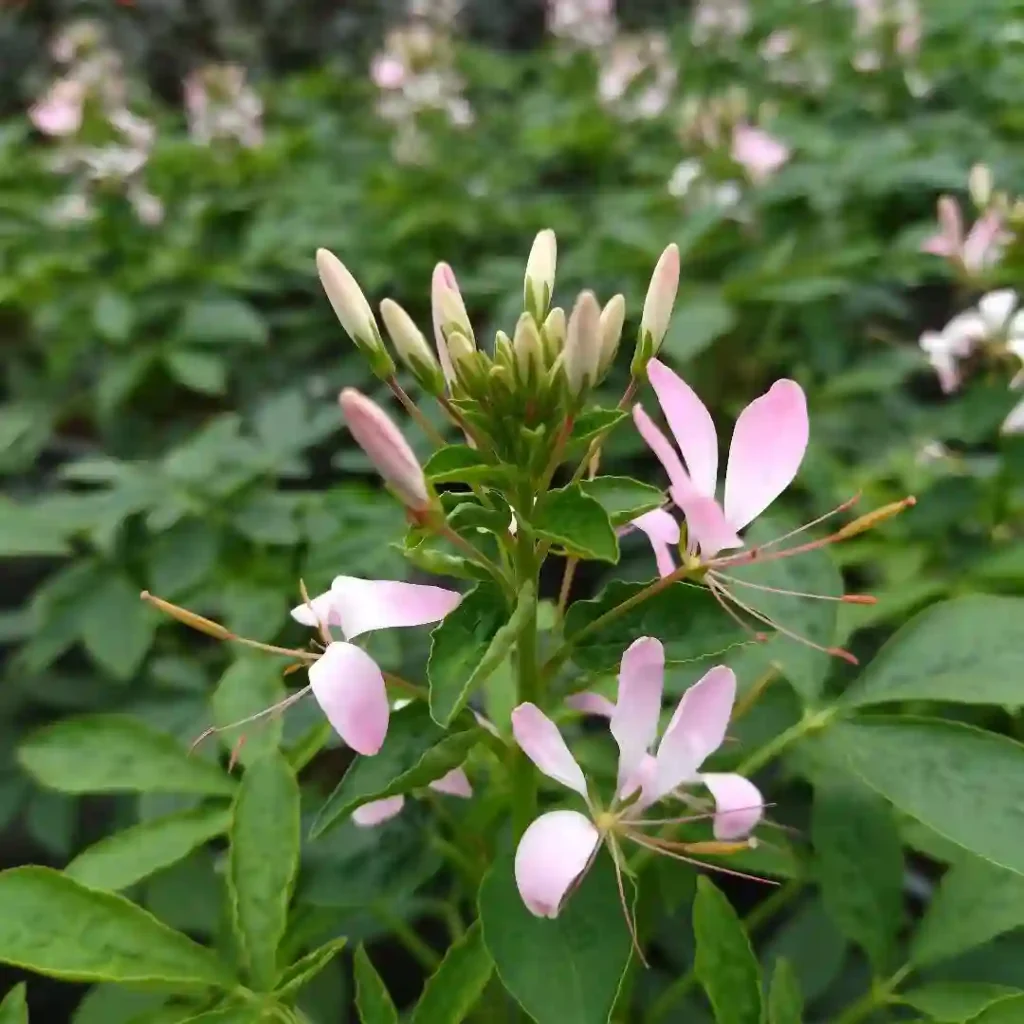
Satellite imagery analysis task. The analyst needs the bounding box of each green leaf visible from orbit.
[148,520,219,598]
[900,983,1021,1022]
[18,716,235,796]
[661,291,736,360]
[569,409,627,448]
[768,959,804,1024]
[831,718,1024,877]
[211,657,285,767]
[410,921,492,1024]
[424,445,508,485]
[959,995,1024,1023]
[578,477,665,527]
[0,498,69,556]
[533,485,618,563]
[354,945,398,1024]
[843,596,1024,708]
[564,580,745,674]
[0,984,27,1024]
[0,866,232,986]
[166,350,227,396]
[912,855,1024,967]
[725,516,842,704]
[692,877,762,1024]
[428,583,535,726]
[310,704,479,839]
[81,575,155,680]
[180,298,268,346]
[229,754,300,990]
[93,290,134,344]
[176,1008,264,1024]
[812,781,903,972]
[274,938,347,1000]
[66,805,230,891]
[479,848,631,1024]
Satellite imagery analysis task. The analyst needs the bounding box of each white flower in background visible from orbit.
[598,33,676,120]
[668,159,703,199]
[29,78,85,137]
[915,441,951,465]
[184,64,263,148]
[1003,397,1024,434]
[852,0,922,72]
[692,0,750,44]
[546,0,617,50]
[731,123,790,183]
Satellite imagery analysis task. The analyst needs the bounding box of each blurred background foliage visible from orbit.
[2,0,1024,1020]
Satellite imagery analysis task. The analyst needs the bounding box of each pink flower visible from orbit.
[633,358,808,559]
[30,79,85,137]
[921,196,1007,275]
[731,124,790,183]
[371,54,407,91]
[352,766,472,826]
[511,638,762,920]
[290,576,462,754]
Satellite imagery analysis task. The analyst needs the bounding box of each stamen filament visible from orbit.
[625,832,777,886]
[189,685,311,754]
[713,572,873,604]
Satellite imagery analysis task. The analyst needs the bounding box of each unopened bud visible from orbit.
[524,229,557,321]
[431,261,475,348]
[380,298,445,396]
[634,243,680,373]
[446,329,476,371]
[564,291,602,397]
[598,294,625,376]
[338,388,432,511]
[513,312,545,381]
[969,163,993,209]
[316,249,394,379]
[488,363,514,399]
[542,306,566,362]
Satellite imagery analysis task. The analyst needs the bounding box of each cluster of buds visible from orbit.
[29,20,163,226]
[317,231,680,473]
[183,64,263,149]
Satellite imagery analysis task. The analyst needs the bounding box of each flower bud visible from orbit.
[316,249,394,379]
[513,312,545,381]
[598,293,625,376]
[542,306,566,362]
[380,298,445,396]
[431,261,475,349]
[430,264,458,386]
[338,388,432,511]
[634,243,680,373]
[969,163,993,209]
[524,229,557,321]
[564,291,602,397]
[494,330,516,374]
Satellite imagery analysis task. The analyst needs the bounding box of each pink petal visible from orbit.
[632,404,696,501]
[329,577,461,640]
[674,493,743,558]
[920,233,956,258]
[935,195,963,249]
[290,589,341,630]
[514,810,601,918]
[701,773,764,839]
[308,642,390,755]
[723,380,808,531]
[654,666,737,800]
[565,692,616,718]
[631,508,680,577]
[611,637,665,789]
[352,796,405,826]
[963,211,1004,273]
[646,359,719,497]
[429,766,472,798]
[511,703,588,798]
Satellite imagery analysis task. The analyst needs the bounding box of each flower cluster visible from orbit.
[184,64,263,149]
[29,20,162,226]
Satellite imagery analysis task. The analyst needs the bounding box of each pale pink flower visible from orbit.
[731,124,790,183]
[371,54,407,90]
[352,766,472,826]
[598,33,676,120]
[184,64,263,148]
[290,576,461,754]
[921,196,1007,275]
[30,79,85,137]
[546,0,617,50]
[633,358,808,559]
[692,0,750,43]
[512,638,762,920]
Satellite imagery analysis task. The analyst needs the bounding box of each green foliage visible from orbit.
[0,985,28,1024]
[354,945,399,1024]
[532,485,619,563]
[409,922,493,1024]
[479,850,632,1024]
[767,960,804,1024]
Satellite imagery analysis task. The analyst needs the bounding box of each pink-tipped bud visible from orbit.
[380,298,445,396]
[564,290,602,397]
[635,243,680,372]
[524,229,557,321]
[338,388,432,511]
[316,249,394,379]
[431,261,475,356]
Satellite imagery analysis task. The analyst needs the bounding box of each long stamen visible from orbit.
[625,832,777,886]
[607,836,647,966]
[711,577,858,664]
[713,572,876,605]
[705,576,770,643]
[731,493,861,557]
[626,802,770,829]
[299,578,333,647]
[189,685,311,754]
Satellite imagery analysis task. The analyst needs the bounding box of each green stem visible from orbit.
[388,377,447,446]
[438,524,513,598]
[372,905,440,971]
[511,523,541,838]
[644,880,804,1024]
[832,965,913,1024]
